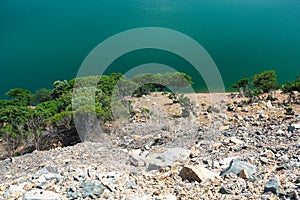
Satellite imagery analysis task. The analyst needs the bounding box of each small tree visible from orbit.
[27,114,47,151]
[34,88,52,104]
[0,105,32,155]
[165,72,193,93]
[239,78,250,93]
[282,74,300,104]
[115,78,137,100]
[232,78,250,97]
[231,83,239,93]
[282,81,295,105]
[252,70,279,100]
[51,80,70,99]
[0,125,15,156]
[50,111,73,132]
[164,72,193,103]
[97,74,120,96]
[132,73,163,96]
[6,88,33,106]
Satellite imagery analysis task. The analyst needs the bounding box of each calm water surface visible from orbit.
[1,0,300,97]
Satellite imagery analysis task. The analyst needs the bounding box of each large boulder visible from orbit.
[179,165,219,183]
[220,159,257,180]
[128,147,190,171]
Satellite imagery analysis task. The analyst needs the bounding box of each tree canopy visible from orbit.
[6,88,33,106]
[1,69,299,157]
[252,70,279,93]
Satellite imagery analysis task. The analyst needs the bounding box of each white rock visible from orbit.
[291,121,300,129]
[23,189,61,200]
[220,159,257,180]
[145,147,190,171]
[230,137,245,145]
[3,185,25,199]
[219,157,239,169]
[276,129,285,134]
[266,100,274,109]
[213,160,220,168]
[141,195,152,200]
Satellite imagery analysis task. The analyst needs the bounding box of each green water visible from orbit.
[1,0,300,98]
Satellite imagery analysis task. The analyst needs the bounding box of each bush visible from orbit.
[50,111,73,130]
[6,88,33,106]
[34,88,52,104]
[252,70,279,93]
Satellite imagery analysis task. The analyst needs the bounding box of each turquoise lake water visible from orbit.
[1,0,300,98]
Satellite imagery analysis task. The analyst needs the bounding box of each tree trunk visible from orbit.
[238,87,244,97]
[268,91,273,101]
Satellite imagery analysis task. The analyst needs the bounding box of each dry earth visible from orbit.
[0,91,299,200]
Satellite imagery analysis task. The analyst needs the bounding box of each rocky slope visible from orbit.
[0,92,299,200]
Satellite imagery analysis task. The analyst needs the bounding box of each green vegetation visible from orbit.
[131,72,193,97]
[6,88,33,106]
[231,71,300,104]
[281,75,300,104]
[232,70,280,101]
[0,72,193,156]
[132,73,162,97]
[231,78,250,97]
[1,69,299,157]
[34,88,52,104]
[252,70,279,100]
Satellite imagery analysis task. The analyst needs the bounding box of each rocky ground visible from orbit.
[0,92,300,200]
